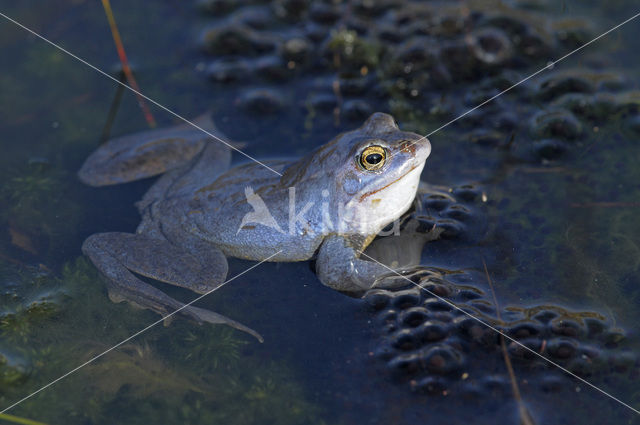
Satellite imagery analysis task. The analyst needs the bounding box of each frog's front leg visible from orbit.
[82,232,263,342]
[315,235,395,293]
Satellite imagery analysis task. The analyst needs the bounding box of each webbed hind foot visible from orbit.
[82,232,263,342]
[78,114,223,186]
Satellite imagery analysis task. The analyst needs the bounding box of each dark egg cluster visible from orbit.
[410,183,486,242]
[453,66,639,153]
[190,0,640,401]
[363,269,637,397]
[193,0,640,163]
[199,0,640,165]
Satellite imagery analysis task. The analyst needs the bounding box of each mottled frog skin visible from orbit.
[79,113,431,340]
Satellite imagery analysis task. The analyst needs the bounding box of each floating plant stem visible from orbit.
[0,413,49,425]
[99,72,126,144]
[101,0,156,128]
[483,258,536,425]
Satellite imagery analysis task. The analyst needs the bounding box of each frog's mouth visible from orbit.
[358,163,421,202]
[343,163,424,234]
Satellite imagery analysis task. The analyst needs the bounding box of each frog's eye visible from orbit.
[359,145,386,171]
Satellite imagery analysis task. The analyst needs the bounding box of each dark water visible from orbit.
[0,0,639,424]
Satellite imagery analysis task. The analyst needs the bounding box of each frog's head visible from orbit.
[332,112,431,234]
[280,113,430,235]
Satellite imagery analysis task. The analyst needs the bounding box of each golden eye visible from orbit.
[359,145,386,171]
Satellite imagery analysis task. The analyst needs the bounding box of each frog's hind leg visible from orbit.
[82,232,263,342]
[78,114,231,187]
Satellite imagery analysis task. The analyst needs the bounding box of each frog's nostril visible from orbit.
[400,142,416,155]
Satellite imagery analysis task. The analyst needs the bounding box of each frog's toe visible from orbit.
[371,273,414,290]
[185,305,264,343]
[82,232,259,341]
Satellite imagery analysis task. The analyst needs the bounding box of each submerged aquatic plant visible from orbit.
[0,303,59,345]
[211,362,327,425]
[100,0,156,128]
[177,327,247,371]
[326,29,383,73]
[0,160,83,261]
[0,412,48,425]
[0,263,62,345]
[0,256,330,424]
[0,352,28,390]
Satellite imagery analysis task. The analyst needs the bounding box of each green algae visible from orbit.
[0,257,329,425]
[326,29,384,74]
[0,160,84,262]
[0,412,49,425]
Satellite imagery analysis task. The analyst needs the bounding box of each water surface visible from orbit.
[1,0,639,424]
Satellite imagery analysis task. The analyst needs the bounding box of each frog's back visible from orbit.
[169,159,326,262]
[182,160,288,207]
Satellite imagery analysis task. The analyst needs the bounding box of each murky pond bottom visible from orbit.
[1,0,640,424]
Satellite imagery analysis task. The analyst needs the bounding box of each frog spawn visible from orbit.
[408,183,486,242]
[363,270,636,397]
[196,0,639,164]
[196,2,583,122]
[192,0,640,399]
[360,185,637,397]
